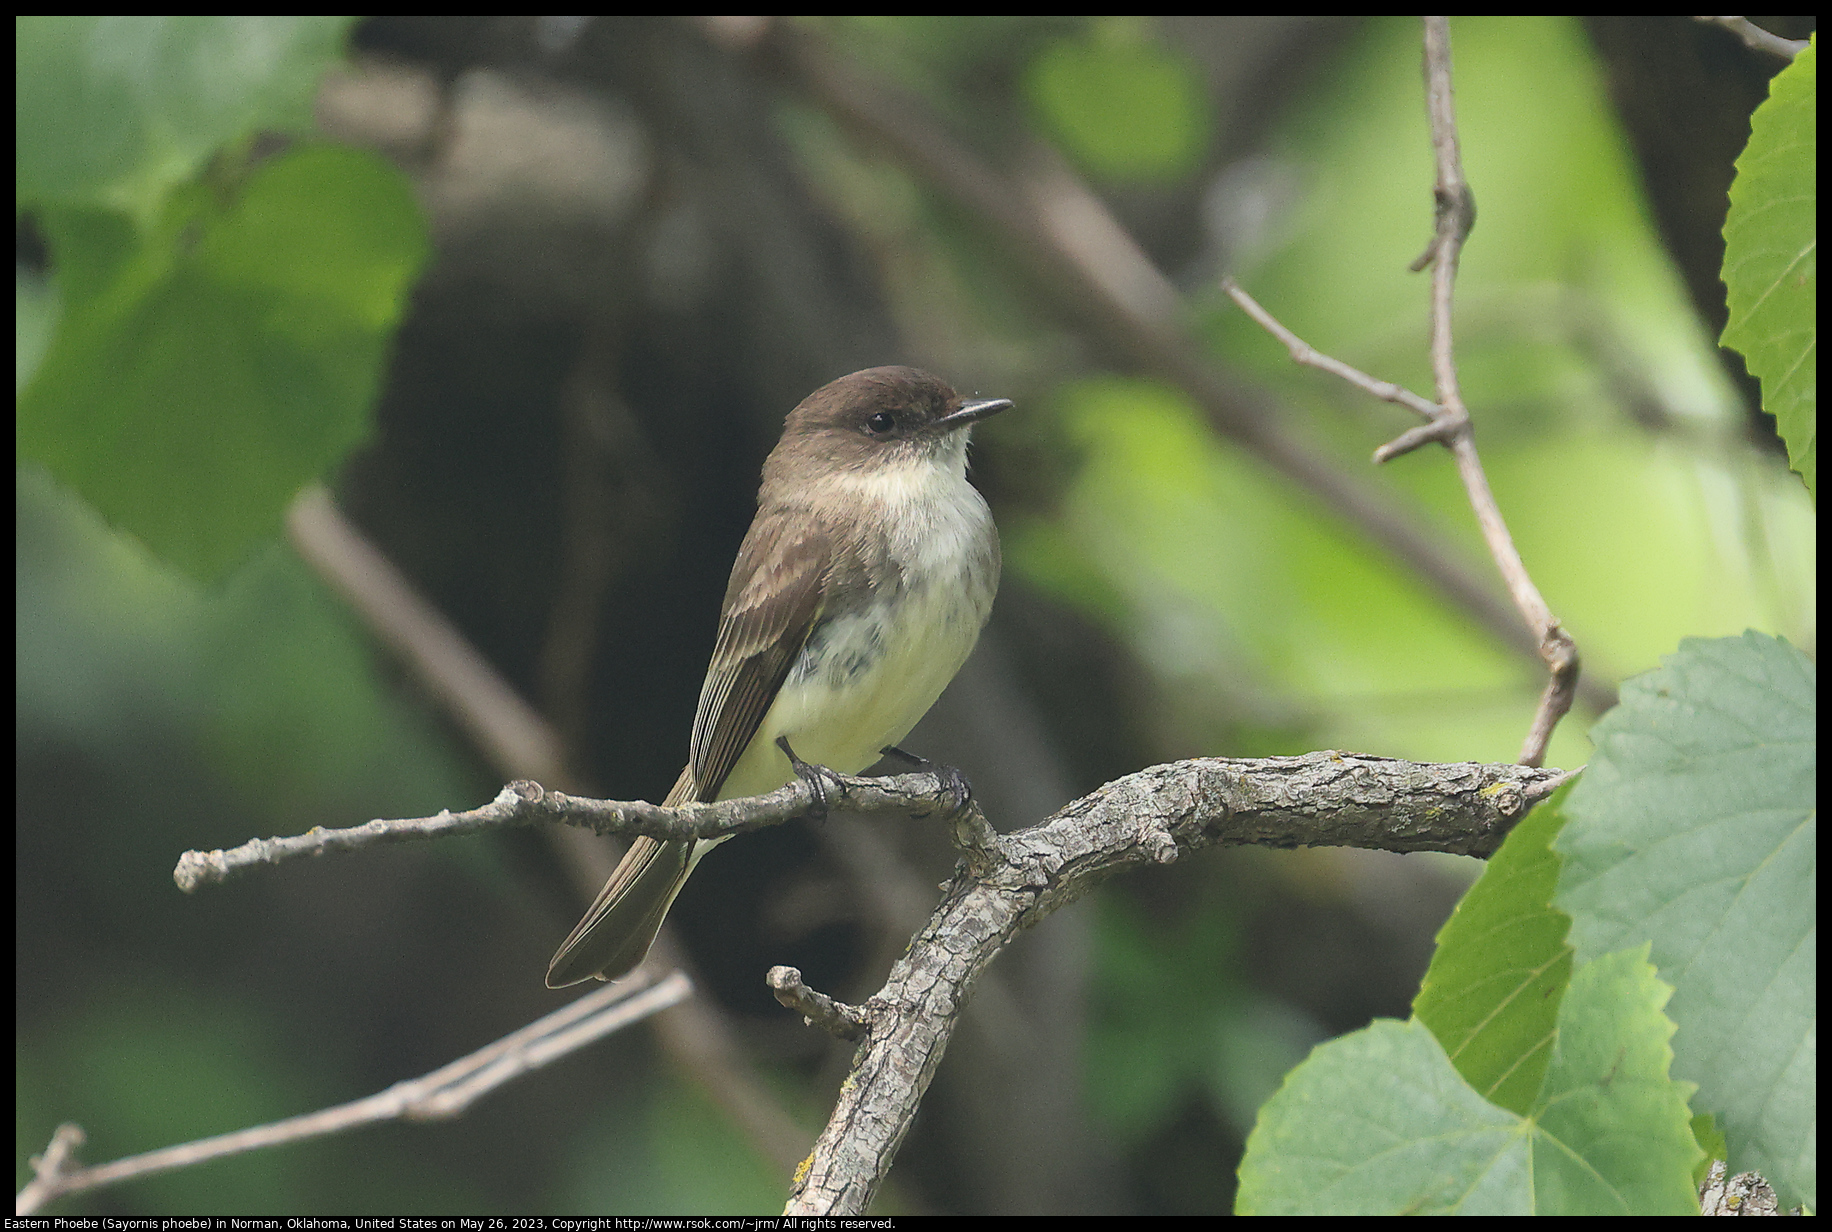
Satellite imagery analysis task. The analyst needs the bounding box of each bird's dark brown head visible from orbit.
[765,366,1011,483]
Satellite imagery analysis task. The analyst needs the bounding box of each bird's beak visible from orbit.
[935,397,1013,431]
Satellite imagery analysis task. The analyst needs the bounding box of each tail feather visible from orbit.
[545,766,701,988]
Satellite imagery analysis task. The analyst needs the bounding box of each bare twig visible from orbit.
[1413,17,1476,431]
[15,1124,85,1216]
[1221,277,1440,421]
[1225,19,1582,767]
[15,972,691,1214]
[179,745,1559,903]
[1693,16,1809,61]
[768,966,870,1041]
[175,770,978,892]
[1411,16,1578,767]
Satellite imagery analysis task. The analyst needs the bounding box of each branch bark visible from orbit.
[786,751,1568,1213]
[170,735,1565,1216]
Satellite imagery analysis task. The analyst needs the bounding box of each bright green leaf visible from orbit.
[1236,1017,1525,1214]
[1721,37,1816,497]
[16,16,354,220]
[1556,631,1816,1211]
[1414,780,1574,1115]
[1526,946,1704,1214]
[17,144,428,580]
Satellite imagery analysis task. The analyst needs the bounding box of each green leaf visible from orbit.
[1414,780,1574,1115]
[1556,631,1816,1211]
[1527,946,1704,1213]
[16,16,354,220]
[17,144,429,580]
[1721,37,1817,497]
[1235,1017,1523,1214]
[1237,948,1702,1214]
[1023,24,1210,182]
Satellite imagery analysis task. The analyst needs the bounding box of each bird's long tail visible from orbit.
[545,767,701,988]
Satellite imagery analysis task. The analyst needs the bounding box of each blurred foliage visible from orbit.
[15,467,487,1212]
[1023,19,1212,183]
[16,17,352,218]
[17,16,427,580]
[16,980,331,1214]
[560,1070,794,1215]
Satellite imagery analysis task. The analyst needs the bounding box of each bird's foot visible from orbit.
[777,736,846,821]
[880,745,973,816]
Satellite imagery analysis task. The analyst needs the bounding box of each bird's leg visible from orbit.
[777,736,846,821]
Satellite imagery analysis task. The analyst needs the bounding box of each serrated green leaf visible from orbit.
[1529,945,1704,1213]
[1721,37,1817,497]
[17,144,428,580]
[1415,780,1575,1115]
[1238,948,1702,1214]
[1556,631,1816,1210]
[16,16,355,220]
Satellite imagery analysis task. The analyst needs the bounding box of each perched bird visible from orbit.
[547,366,1010,987]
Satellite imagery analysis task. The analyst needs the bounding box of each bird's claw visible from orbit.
[880,745,973,816]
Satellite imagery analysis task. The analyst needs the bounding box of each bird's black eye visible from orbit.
[864,410,896,435]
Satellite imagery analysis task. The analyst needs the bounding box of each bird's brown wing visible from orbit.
[687,506,831,801]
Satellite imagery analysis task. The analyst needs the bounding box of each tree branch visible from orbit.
[171,716,1563,1217]
[174,770,977,892]
[785,751,1568,1213]
[179,754,1564,896]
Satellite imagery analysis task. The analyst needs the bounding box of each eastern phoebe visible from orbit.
[547,366,1010,987]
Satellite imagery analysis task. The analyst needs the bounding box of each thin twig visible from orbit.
[1225,19,1581,767]
[768,966,870,1041]
[175,770,979,892]
[1413,16,1578,766]
[15,972,692,1214]
[1221,277,1441,421]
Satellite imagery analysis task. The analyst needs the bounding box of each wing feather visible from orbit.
[688,508,830,800]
